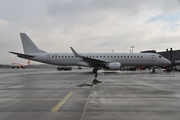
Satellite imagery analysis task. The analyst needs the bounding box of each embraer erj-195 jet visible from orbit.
[10,33,171,73]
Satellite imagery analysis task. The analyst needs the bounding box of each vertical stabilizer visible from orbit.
[27,60,30,66]
[20,33,41,54]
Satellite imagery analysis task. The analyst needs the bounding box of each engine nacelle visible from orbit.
[106,62,121,70]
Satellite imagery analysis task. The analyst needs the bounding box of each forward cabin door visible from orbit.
[151,55,155,62]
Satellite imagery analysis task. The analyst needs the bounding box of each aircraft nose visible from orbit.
[166,59,171,65]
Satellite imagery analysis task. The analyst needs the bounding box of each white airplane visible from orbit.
[11,60,30,69]
[9,33,171,73]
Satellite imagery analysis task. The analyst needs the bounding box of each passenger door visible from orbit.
[151,55,155,62]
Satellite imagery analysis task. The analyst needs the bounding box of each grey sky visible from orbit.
[0,0,180,64]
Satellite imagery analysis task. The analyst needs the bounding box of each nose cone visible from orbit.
[165,59,171,65]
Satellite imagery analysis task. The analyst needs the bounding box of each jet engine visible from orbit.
[106,62,121,70]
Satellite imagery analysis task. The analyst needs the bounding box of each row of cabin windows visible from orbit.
[51,56,143,58]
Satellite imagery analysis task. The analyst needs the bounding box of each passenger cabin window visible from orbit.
[159,55,162,58]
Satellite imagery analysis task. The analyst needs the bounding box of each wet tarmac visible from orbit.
[0,68,180,120]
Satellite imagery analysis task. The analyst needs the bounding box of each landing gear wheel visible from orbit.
[93,68,98,73]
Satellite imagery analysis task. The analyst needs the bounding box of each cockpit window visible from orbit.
[159,55,162,58]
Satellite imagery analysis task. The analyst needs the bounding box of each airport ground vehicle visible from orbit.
[175,66,180,72]
[57,66,72,71]
[77,66,82,69]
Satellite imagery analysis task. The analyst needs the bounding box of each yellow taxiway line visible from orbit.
[51,92,74,112]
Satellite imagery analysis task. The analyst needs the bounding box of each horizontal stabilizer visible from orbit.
[9,51,35,58]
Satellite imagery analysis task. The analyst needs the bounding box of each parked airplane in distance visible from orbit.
[9,33,171,73]
[11,60,30,69]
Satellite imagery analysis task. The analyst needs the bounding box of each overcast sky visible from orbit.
[1,0,180,64]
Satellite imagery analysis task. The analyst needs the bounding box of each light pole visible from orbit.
[112,49,114,53]
[131,46,134,53]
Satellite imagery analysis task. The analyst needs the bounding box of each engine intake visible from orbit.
[106,62,121,70]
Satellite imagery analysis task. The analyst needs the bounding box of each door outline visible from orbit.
[151,55,155,62]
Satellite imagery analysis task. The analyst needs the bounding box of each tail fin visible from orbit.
[20,33,46,54]
[27,60,30,66]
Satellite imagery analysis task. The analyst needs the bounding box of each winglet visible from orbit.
[70,47,82,58]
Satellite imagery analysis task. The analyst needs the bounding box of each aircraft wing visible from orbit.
[70,47,108,68]
[9,51,35,59]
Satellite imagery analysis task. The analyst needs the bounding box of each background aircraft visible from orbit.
[9,33,170,72]
[11,60,30,69]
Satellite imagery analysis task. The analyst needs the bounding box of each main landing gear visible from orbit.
[92,72,102,84]
[93,68,98,73]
